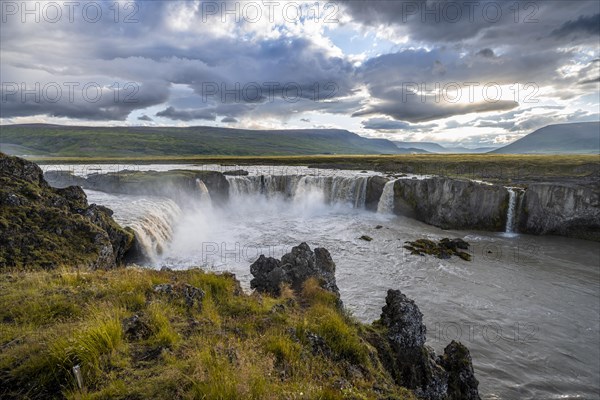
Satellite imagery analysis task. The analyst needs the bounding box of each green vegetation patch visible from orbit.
[0,267,416,400]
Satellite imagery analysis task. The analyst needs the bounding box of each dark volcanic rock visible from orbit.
[223,169,249,176]
[393,177,508,231]
[521,183,600,241]
[45,169,230,204]
[369,290,480,400]
[440,341,481,400]
[381,290,448,399]
[44,170,86,188]
[250,256,285,296]
[404,238,472,261]
[250,242,340,299]
[0,153,134,270]
[365,176,389,211]
[381,290,426,348]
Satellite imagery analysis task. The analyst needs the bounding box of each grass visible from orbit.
[0,267,416,400]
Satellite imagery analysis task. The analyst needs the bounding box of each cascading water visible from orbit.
[226,175,369,208]
[128,200,182,262]
[84,189,182,263]
[196,179,212,204]
[377,180,396,214]
[505,187,524,234]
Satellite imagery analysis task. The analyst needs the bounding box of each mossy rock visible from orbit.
[0,153,134,270]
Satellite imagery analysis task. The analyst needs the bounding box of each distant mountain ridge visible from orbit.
[491,122,600,154]
[394,141,496,154]
[0,124,408,157]
[393,141,445,153]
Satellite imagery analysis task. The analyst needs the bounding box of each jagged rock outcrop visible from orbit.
[250,244,480,399]
[369,290,480,400]
[250,242,340,299]
[0,153,134,270]
[45,169,230,204]
[365,176,389,211]
[520,183,600,241]
[441,341,481,400]
[393,177,508,231]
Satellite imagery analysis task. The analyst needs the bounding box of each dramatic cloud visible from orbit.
[362,118,438,132]
[551,13,600,38]
[156,107,216,122]
[0,0,598,146]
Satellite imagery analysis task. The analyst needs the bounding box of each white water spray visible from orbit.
[505,188,518,234]
[377,180,396,214]
[226,175,369,209]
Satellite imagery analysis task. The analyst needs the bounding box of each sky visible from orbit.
[1,0,599,147]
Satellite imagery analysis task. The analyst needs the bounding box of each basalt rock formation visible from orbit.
[393,177,508,231]
[45,169,230,204]
[251,243,481,399]
[250,242,340,299]
[520,183,600,241]
[0,153,134,270]
[365,175,388,211]
[368,290,481,400]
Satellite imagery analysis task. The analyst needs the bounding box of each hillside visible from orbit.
[393,141,443,153]
[491,122,600,154]
[0,124,403,157]
[394,142,498,154]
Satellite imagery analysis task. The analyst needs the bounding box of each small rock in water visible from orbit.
[375,225,383,229]
[404,238,471,261]
[360,235,373,241]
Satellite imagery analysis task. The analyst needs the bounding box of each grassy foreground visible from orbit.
[0,267,414,400]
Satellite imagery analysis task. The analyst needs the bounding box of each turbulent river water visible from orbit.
[46,164,600,400]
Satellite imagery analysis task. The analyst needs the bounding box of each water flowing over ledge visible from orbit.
[44,165,599,244]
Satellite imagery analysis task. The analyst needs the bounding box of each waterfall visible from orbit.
[377,180,396,214]
[226,175,369,209]
[196,179,212,204]
[505,188,524,234]
[127,199,182,263]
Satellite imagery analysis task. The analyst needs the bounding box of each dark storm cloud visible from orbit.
[551,13,600,38]
[0,1,356,122]
[476,48,495,58]
[354,96,518,123]
[156,106,217,122]
[340,1,600,46]
[0,80,169,120]
[221,117,238,123]
[138,115,153,121]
